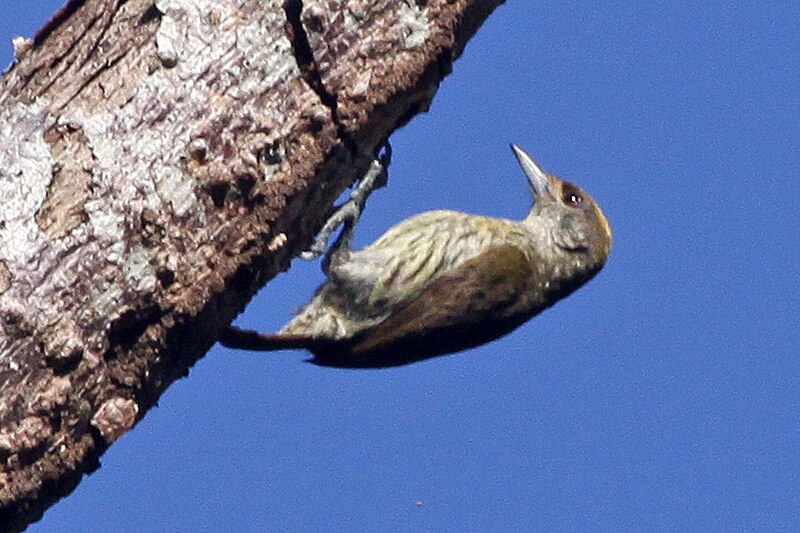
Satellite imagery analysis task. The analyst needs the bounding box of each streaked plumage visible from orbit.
[221,145,612,367]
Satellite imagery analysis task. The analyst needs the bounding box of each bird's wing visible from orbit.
[321,244,538,367]
[326,211,519,318]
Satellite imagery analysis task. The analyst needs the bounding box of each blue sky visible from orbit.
[3,2,800,531]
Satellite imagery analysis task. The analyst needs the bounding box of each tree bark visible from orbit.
[0,0,503,529]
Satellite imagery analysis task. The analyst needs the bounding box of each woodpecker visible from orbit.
[221,144,612,368]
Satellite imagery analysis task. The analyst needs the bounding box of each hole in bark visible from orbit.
[206,182,229,209]
[15,441,49,467]
[106,305,162,350]
[236,175,256,199]
[138,4,162,26]
[45,348,83,375]
[258,141,283,165]
[156,269,175,288]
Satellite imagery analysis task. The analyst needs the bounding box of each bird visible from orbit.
[220,144,612,368]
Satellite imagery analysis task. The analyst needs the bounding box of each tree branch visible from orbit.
[0,0,504,529]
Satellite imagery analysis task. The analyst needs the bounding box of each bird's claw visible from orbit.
[300,142,392,262]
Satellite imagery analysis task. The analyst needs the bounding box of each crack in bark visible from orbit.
[61,50,128,109]
[283,0,336,113]
[23,12,99,96]
[283,0,359,157]
[32,11,102,101]
[76,4,118,71]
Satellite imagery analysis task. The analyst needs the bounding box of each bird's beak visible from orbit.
[510,144,551,199]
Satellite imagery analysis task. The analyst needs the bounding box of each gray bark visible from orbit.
[0,0,503,529]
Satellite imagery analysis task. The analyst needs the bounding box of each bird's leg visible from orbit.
[222,144,390,353]
[300,142,392,270]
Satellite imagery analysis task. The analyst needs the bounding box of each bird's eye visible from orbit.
[561,184,583,208]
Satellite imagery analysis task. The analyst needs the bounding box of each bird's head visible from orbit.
[510,144,612,272]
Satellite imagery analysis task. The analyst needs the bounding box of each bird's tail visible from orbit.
[219,326,319,352]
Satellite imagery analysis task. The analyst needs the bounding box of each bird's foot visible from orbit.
[300,142,392,261]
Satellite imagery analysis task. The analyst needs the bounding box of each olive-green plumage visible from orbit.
[221,145,612,367]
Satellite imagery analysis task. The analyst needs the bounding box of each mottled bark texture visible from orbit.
[0,0,503,529]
